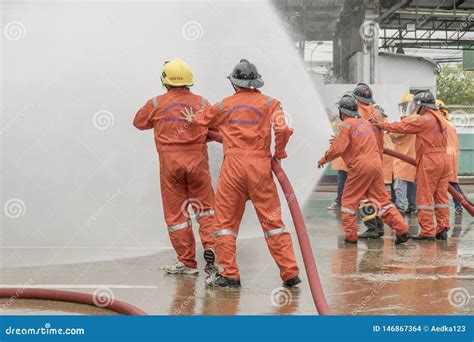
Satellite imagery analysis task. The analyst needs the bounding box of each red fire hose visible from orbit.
[207,131,330,315]
[0,288,147,315]
[384,148,474,216]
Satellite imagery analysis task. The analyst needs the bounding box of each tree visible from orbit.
[437,65,474,105]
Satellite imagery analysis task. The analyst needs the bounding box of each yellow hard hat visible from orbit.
[436,99,449,112]
[161,59,193,87]
[399,92,414,105]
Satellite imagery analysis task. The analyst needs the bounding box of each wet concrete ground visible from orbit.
[1,188,473,315]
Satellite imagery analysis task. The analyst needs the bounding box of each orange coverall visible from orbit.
[133,87,215,269]
[358,102,384,158]
[319,118,409,241]
[390,115,417,182]
[383,109,451,237]
[195,88,299,281]
[446,121,460,183]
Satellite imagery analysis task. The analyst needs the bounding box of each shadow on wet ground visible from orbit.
[1,190,473,315]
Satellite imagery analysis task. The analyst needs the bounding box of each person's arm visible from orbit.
[185,101,223,129]
[317,122,350,167]
[382,115,427,134]
[269,100,293,160]
[133,99,155,130]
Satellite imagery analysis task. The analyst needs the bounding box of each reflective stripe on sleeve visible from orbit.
[168,221,191,233]
[340,123,351,129]
[218,101,224,111]
[201,96,208,106]
[152,96,158,108]
[264,227,286,238]
[265,96,274,107]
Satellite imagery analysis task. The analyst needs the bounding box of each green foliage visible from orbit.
[437,65,474,105]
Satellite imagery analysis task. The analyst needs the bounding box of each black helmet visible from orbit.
[353,82,373,104]
[228,59,264,89]
[374,104,387,117]
[337,93,360,118]
[413,90,438,110]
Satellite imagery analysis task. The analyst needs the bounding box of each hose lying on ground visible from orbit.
[207,131,331,315]
[384,148,474,216]
[0,288,147,315]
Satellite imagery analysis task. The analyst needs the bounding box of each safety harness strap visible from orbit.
[341,207,356,215]
[168,221,191,233]
[213,229,237,238]
[264,227,286,238]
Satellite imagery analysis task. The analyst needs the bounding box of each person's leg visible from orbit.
[366,170,410,240]
[393,178,408,212]
[212,157,247,281]
[341,167,369,242]
[186,150,215,250]
[415,158,439,239]
[249,158,299,283]
[159,153,197,270]
[336,170,348,205]
[450,182,463,213]
[434,157,451,239]
[406,181,417,213]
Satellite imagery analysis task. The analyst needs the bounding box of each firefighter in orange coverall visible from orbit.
[437,99,463,216]
[317,94,411,244]
[352,84,386,239]
[379,90,451,241]
[133,59,216,275]
[186,59,300,288]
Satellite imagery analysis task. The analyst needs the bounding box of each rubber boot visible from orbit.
[283,275,301,288]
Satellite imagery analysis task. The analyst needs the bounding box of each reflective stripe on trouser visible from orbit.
[167,221,196,268]
[416,153,451,237]
[195,209,215,250]
[341,158,409,241]
[159,149,216,268]
[213,155,299,281]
